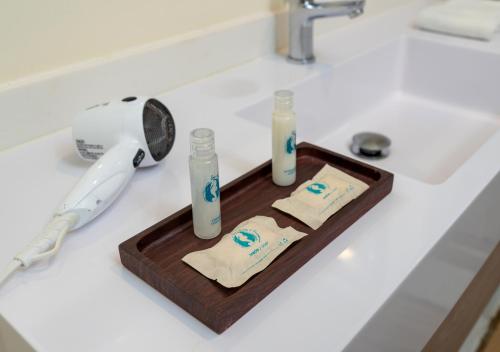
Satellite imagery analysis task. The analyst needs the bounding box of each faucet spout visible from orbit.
[305,1,365,20]
[287,0,366,64]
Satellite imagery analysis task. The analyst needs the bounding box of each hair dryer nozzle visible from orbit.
[143,99,175,162]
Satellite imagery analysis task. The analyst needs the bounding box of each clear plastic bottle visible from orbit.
[272,90,297,186]
[189,128,222,239]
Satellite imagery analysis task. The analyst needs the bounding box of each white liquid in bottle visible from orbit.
[189,128,222,239]
[272,90,296,186]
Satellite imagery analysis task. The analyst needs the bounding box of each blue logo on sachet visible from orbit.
[306,182,327,195]
[286,131,296,154]
[203,175,220,203]
[232,230,261,248]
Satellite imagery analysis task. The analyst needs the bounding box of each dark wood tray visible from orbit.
[119,142,394,333]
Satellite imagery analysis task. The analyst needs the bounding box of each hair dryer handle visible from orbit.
[56,138,144,229]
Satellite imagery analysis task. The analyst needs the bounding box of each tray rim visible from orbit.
[119,141,394,332]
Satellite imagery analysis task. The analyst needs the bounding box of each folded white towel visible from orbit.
[416,0,500,41]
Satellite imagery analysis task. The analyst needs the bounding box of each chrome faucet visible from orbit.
[288,0,366,64]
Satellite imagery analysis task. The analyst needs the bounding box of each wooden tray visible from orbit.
[119,142,394,333]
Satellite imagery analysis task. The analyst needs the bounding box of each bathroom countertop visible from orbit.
[1,2,499,351]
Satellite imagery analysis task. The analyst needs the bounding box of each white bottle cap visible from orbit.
[274,90,294,112]
[190,128,215,158]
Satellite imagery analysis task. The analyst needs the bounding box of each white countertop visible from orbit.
[1,2,499,351]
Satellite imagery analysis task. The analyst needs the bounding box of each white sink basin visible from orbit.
[238,35,500,184]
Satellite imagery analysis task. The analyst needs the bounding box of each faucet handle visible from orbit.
[348,0,365,18]
[350,7,364,18]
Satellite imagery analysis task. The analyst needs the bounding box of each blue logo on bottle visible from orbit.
[232,230,260,248]
[306,182,327,195]
[203,175,220,203]
[286,131,296,154]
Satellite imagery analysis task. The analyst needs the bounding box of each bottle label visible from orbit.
[203,175,220,203]
[284,167,296,176]
[285,131,296,154]
[211,214,221,225]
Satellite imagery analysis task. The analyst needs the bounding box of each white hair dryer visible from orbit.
[1,97,175,286]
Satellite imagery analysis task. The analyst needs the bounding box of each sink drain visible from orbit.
[351,132,391,159]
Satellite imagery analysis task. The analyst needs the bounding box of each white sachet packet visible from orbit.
[272,164,369,230]
[182,216,308,288]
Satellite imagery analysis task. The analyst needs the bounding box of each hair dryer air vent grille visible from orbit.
[143,99,176,161]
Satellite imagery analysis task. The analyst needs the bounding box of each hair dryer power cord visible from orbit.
[0,212,78,288]
[0,260,22,287]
